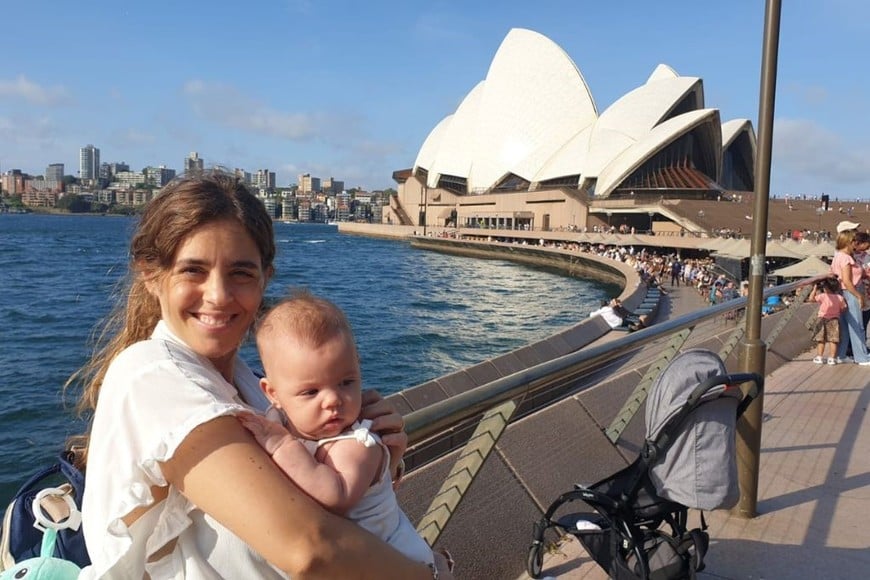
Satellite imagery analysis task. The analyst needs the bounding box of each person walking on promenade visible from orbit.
[240,291,443,574]
[831,227,870,365]
[808,277,846,365]
[71,171,451,579]
[670,259,682,287]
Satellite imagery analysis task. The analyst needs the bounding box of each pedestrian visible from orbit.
[808,278,846,365]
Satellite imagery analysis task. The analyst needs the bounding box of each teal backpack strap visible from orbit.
[40,529,59,558]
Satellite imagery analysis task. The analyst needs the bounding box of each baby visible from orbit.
[240,290,435,569]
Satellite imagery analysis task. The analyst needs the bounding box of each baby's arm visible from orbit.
[238,412,295,455]
[239,413,383,515]
[311,438,384,514]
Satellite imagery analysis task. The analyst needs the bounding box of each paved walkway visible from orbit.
[518,337,870,579]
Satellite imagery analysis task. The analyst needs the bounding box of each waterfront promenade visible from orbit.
[519,288,870,580]
[338,223,868,578]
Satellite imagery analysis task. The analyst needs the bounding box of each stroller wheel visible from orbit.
[526,543,544,578]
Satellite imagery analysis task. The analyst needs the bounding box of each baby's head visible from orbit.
[256,290,362,440]
[818,277,839,294]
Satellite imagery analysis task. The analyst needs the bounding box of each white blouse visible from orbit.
[79,321,285,579]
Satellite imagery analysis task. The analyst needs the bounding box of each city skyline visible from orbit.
[3,1,870,196]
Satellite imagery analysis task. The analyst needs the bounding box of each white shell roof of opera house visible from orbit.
[413,28,754,197]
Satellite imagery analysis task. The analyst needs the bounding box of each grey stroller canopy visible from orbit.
[645,349,743,511]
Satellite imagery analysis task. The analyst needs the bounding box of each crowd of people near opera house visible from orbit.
[462,233,752,322]
[455,220,870,358]
[572,218,870,366]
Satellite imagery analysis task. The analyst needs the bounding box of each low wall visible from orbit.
[338,221,418,239]
[409,236,634,296]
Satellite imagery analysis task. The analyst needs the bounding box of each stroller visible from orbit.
[527,349,763,579]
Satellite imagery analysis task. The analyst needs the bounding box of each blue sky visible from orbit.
[2,0,869,196]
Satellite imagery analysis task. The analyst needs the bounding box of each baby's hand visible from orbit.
[238,412,295,456]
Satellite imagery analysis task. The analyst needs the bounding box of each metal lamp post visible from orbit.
[735,0,782,519]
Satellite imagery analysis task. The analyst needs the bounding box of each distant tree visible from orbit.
[107,204,139,216]
[62,175,78,186]
[56,194,91,213]
[383,187,397,196]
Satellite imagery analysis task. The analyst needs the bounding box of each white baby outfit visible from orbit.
[301,420,434,566]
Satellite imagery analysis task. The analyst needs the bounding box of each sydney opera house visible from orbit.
[387,28,756,235]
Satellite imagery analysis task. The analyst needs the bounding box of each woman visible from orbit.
[70,172,449,578]
[831,229,870,365]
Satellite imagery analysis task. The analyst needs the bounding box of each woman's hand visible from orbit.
[360,390,408,477]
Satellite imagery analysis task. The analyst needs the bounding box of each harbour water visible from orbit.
[0,214,617,502]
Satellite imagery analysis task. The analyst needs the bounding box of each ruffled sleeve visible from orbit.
[81,333,251,577]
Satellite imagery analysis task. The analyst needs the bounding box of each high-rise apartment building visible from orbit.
[255,169,276,190]
[1,170,26,195]
[79,145,100,181]
[45,163,64,183]
[234,168,252,184]
[184,152,204,174]
[298,173,321,194]
[323,177,344,194]
[144,166,177,187]
[45,163,64,193]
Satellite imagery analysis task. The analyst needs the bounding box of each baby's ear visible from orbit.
[260,377,280,408]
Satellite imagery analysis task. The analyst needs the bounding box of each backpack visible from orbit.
[0,450,91,571]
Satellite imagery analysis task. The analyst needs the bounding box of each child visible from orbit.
[239,290,438,571]
[809,277,847,365]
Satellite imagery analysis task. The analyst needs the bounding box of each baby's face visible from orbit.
[262,333,362,440]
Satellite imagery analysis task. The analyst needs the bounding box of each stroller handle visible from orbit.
[648,371,764,462]
[686,372,763,418]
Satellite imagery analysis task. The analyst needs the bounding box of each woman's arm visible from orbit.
[840,261,864,306]
[160,416,433,579]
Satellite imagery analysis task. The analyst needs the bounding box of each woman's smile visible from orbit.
[150,219,266,380]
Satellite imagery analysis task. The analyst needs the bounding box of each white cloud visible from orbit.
[0,115,59,144]
[180,80,402,189]
[182,79,345,141]
[0,115,69,172]
[774,119,870,186]
[0,76,71,106]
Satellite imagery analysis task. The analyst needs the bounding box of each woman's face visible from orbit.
[148,219,268,379]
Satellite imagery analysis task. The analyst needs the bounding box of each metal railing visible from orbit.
[406,274,825,545]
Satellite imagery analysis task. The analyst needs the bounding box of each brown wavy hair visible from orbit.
[66,170,275,467]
